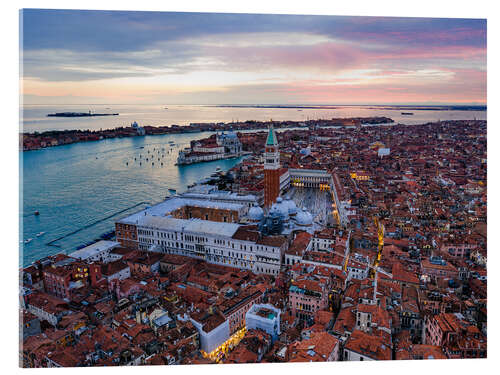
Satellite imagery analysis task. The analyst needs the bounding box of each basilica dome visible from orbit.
[248,205,264,222]
[273,198,290,220]
[295,208,313,226]
[284,198,297,216]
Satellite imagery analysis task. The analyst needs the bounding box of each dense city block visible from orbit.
[20,119,486,367]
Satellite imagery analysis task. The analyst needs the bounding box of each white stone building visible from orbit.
[69,240,122,263]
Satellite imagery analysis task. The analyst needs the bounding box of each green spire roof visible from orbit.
[266,124,278,146]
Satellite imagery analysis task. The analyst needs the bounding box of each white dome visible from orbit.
[269,203,280,216]
[285,198,297,215]
[275,201,289,220]
[295,208,313,226]
[248,205,264,221]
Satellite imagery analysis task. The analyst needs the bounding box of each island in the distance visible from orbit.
[21,116,395,151]
[47,112,119,117]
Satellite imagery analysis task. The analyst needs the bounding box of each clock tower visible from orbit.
[264,123,280,207]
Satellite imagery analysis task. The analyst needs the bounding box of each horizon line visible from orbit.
[22,103,488,107]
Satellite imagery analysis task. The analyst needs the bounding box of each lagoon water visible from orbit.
[21,104,486,133]
[20,132,245,266]
[20,104,486,266]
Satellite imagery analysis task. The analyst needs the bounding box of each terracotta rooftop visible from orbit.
[190,310,227,333]
[256,235,287,247]
[289,331,339,362]
[344,329,392,360]
[232,226,261,242]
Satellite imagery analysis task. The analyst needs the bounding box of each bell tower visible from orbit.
[264,123,280,207]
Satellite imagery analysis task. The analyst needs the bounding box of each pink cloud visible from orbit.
[258,76,486,104]
[206,40,485,76]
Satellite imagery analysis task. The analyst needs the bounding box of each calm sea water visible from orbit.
[20,132,246,266]
[20,104,486,266]
[21,104,486,133]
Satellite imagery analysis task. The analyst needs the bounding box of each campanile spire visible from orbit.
[264,123,280,206]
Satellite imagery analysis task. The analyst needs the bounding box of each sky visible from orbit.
[20,10,487,105]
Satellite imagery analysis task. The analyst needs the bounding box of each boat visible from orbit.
[36,231,45,237]
[215,166,222,173]
[34,210,40,216]
[24,238,33,244]
[401,112,414,115]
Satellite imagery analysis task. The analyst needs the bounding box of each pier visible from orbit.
[45,201,150,248]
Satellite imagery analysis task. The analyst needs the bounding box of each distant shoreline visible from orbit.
[20,116,394,151]
[47,112,119,117]
[211,104,487,111]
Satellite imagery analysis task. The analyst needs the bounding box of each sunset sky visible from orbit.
[20,10,487,105]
